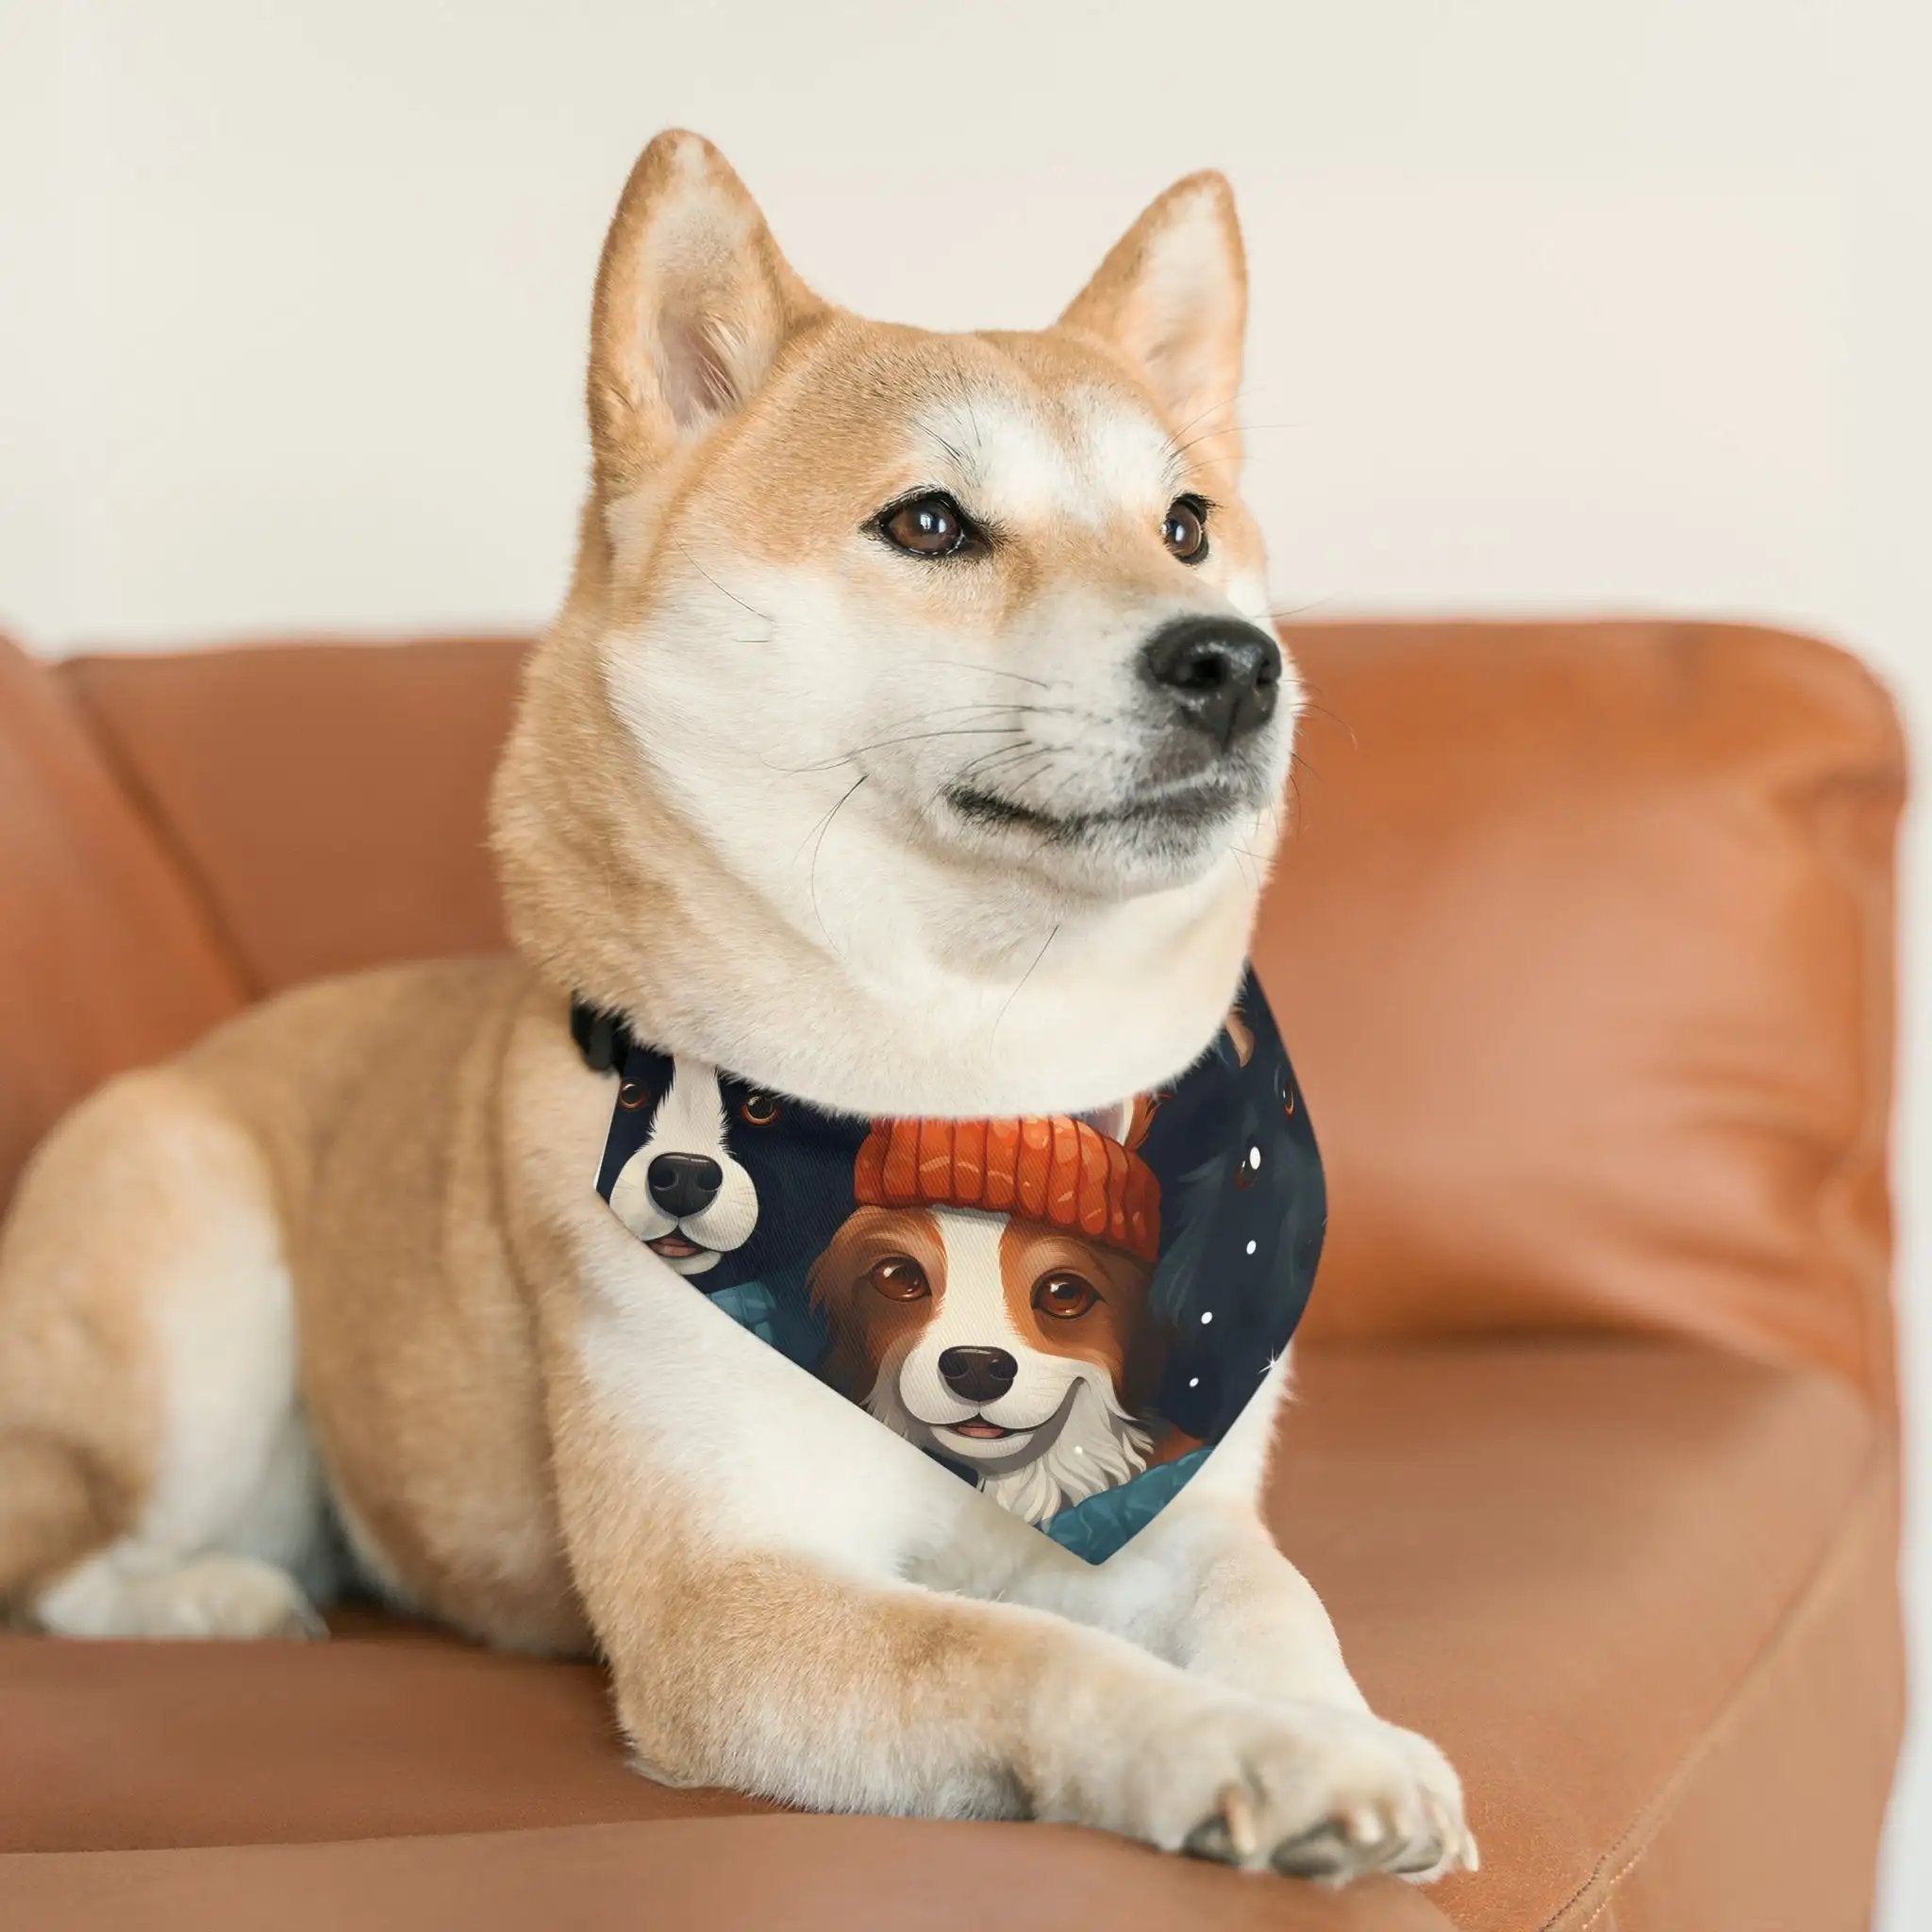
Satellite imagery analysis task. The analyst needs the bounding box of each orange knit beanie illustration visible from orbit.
[852,1117,1160,1263]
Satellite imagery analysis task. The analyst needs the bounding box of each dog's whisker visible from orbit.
[1031,745,1113,822]
[804,774,868,948]
[987,748,1060,798]
[954,739,1048,783]
[860,704,1025,741]
[932,738,1039,808]
[1283,673,1357,749]
[1172,419,1301,459]
[869,699,1073,736]
[992,920,1061,1038]
[792,773,864,865]
[919,659,1062,691]
[767,725,1035,776]
[1160,386,1272,475]
[824,725,1029,764]
[671,538,775,629]
[1164,389,1249,444]
[935,742,1056,813]
[1281,761,1306,834]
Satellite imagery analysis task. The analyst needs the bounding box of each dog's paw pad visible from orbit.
[1271,1820,1358,1882]
[1182,1816,1240,1865]
[268,1595,329,1641]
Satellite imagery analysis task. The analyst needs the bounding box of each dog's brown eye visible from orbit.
[1033,1272,1098,1320]
[879,492,971,558]
[1161,496,1208,563]
[739,1091,781,1126]
[868,1255,930,1301]
[617,1081,651,1110]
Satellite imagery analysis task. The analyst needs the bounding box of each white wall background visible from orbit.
[2,0,1926,1917]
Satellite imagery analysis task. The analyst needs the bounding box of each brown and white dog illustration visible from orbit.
[0,130,1473,1881]
[812,1118,1163,1523]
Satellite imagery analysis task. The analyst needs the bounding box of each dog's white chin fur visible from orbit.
[867,1363,1155,1527]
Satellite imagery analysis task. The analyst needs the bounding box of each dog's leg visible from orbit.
[1061,1357,1365,1699]
[0,1072,332,1638]
[544,1233,1469,1878]
[1020,1355,1475,1880]
[1098,1505,1473,1882]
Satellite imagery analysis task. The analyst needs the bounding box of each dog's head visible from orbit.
[606,1056,784,1275]
[494,131,1295,1114]
[810,1204,1159,1524]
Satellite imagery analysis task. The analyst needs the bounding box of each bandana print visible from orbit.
[590,967,1323,1563]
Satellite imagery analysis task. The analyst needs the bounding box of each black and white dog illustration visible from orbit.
[598,1045,869,1299]
[608,1057,766,1275]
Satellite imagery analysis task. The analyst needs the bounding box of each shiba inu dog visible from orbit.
[0,131,1474,1882]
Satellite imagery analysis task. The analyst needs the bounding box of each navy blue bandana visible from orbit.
[587,967,1323,1563]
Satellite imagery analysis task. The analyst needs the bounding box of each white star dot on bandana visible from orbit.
[1189,1375,1201,1388]
[1200,1310,1213,1324]
[1245,1239,1257,1256]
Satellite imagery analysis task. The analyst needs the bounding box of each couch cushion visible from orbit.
[0,1341,1897,1932]
[61,637,525,993]
[1284,1344,1898,1932]
[1264,621,1903,1407]
[0,635,242,1207]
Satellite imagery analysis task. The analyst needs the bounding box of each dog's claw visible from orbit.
[1216,1781,1259,1861]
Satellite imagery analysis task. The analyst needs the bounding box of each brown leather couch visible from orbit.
[0,618,1907,1930]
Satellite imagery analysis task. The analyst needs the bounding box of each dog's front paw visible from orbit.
[1117,1696,1477,1883]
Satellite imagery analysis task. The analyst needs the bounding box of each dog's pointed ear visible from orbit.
[588,130,825,492]
[1058,172,1247,473]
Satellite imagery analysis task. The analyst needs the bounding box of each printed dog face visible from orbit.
[607,1057,780,1274]
[810,1205,1157,1524]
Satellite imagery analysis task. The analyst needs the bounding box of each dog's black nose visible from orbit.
[1141,615,1282,746]
[938,1346,1019,1405]
[646,1152,722,1219]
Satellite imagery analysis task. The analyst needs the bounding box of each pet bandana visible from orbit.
[579,967,1323,1563]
